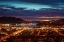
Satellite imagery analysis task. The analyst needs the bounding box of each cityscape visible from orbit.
[0,17,64,42]
[0,0,64,42]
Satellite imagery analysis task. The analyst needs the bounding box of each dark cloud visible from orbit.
[0,5,26,10]
[0,0,64,21]
[0,6,64,21]
[0,8,64,16]
[6,7,26,10]
[0,0,64,5]
[19,0,63,4]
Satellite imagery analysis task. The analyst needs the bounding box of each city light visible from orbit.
[42,20,50,21]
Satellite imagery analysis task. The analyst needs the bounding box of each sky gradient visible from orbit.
[0,0,64,21]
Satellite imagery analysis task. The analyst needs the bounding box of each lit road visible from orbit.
[0,28,27,42]
[54,28,64,36]
[0,27,64,42]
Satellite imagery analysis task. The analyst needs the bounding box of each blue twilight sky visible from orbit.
[0,0,64,21]
[0,1,52,10]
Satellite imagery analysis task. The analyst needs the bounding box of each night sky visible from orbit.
[0,0,64,21]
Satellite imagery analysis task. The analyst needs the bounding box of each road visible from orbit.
[0,27,64,42]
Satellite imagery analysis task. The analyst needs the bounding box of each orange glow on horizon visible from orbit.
[42,20,50,21]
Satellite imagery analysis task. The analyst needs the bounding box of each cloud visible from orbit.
[0,0,64,6]
[0,5,26,10]
[0,1,64,10]
[0,4,64,21]
[17,0,64,5]
[0,1,64,21]
[0,7,64,16]
[0,7,64,21]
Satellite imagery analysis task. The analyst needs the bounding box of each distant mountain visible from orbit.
[0,16,25,23]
